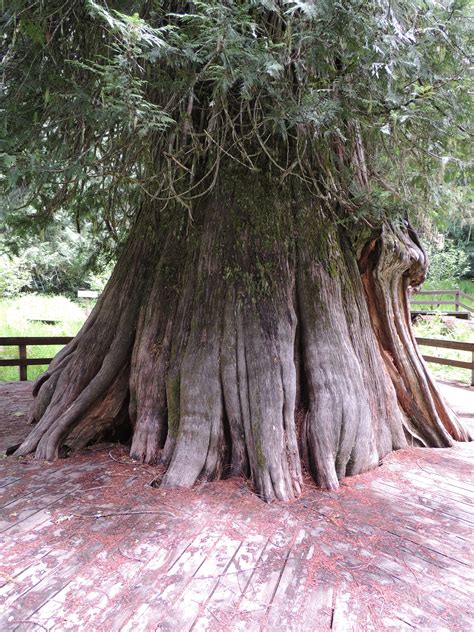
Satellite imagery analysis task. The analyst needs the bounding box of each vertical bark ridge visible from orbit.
[365,225,470,445]
[297,221,378,489]
[161,197,227,488]
[340,237,407,457]
[129,221,181,464]
[220,290,250,477]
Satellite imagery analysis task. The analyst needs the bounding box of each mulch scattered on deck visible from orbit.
[0,381,473,631]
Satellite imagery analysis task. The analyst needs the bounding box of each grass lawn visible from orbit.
[0,295,91,381]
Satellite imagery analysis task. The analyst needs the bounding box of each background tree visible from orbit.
[1,0,471,501]
[0,207,115,296]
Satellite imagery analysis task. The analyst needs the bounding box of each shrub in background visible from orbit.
[426,239,470,285]
[0,254,30,297]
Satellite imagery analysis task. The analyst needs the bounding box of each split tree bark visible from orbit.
[13,170,470,501]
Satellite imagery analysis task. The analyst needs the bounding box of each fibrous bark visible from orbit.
[13,171,470,501]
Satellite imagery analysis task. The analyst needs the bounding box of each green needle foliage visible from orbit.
[1,0,472,240]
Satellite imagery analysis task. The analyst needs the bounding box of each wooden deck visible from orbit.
[0,382,473,631]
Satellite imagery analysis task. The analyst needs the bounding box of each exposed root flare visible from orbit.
[13,183,471,501]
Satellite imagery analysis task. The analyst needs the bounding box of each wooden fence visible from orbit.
[0,334,472,386]
[0,337,73,381]
[415,337,474,387]
[410,290,473,318]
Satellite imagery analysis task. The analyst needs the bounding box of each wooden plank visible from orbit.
[0,486,39,511]
[373,473,474,526]
[18,514,161,630]
[421,355,473,370]
[99,528,220,630]
[370,479,474,527]
[330,584,371,632]
[77,290,99,299]
[411,311,470,320]
[384,533,473,593]
[158,534,242,630]
[327,526,473,626]
[190,534,269,631]
[346,498,471,575]
[402,468,474,503]
[410,300,459,306]
[0,513,146,629]
[27,318,61,325]
[417,448,474,472]
[341,470,474,545]
[264,529,321,631]
[18,344,27,381]
[387,526,474,584]
[0,476,21,490]
[410,290,474,311]
[395,600,470,631]
[0,379,472,631]
[415,337,474,352]
[0,358,53,368]
[233,525,296,629]
[0,489,78,533]
[342,498,472,568]
[0,337,73,346]
[398,470,474,510]
[365,558,473,630]
[296,579,334,631]
[416,290,457,296]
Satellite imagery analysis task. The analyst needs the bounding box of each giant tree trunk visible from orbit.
[13,171,470,501]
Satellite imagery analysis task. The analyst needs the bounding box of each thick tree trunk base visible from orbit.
[13,174,471,501]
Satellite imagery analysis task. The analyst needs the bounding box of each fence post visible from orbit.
[471,350,474,388]
[455,290,460,312]
[19,344,27,381]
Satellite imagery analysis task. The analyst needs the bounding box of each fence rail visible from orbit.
[410,289,473,316]
[415,336,474,386]
[1,335,473,385]
[0,336,73,381]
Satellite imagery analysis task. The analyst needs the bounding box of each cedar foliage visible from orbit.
[2,0,472,233]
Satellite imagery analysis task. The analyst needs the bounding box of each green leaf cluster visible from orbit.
[1,0,472,237]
